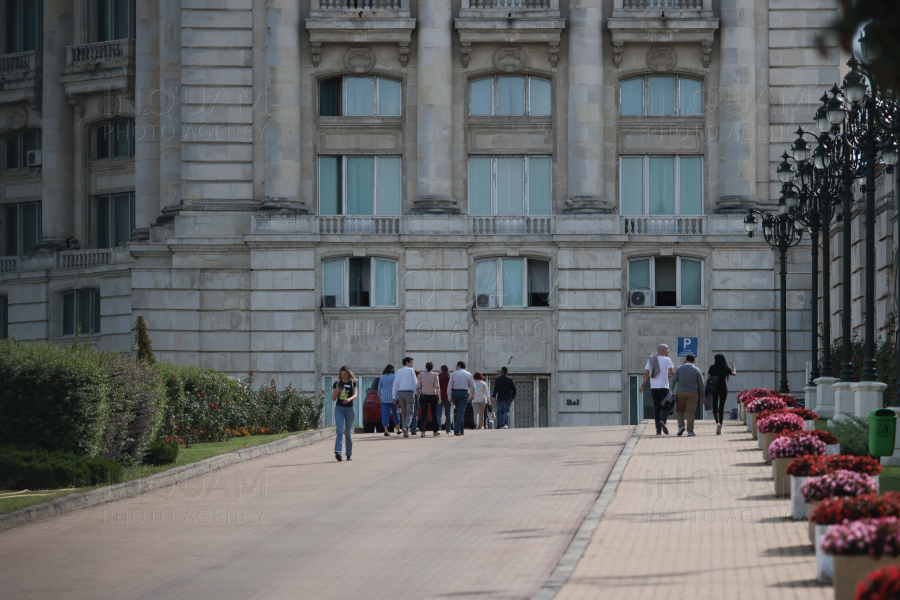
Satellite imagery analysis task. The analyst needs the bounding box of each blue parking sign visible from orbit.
[678,337,698,357]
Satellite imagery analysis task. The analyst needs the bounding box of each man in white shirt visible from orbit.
[448,361,476,436]
[392,356,418,438]
[639,344,676,435]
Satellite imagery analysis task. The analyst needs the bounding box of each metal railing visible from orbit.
[0,256,18,274]
[622,216,706,235]
[66,39,134,71]
[0,51,41,79]
[470,216,554,235]
[318,216,403,235]
[58,249,113,269]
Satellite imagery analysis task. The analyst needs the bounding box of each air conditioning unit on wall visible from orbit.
[629,290,653,308]
[322,295,337,308]
[26,150,41,167]
[476,294,497,308]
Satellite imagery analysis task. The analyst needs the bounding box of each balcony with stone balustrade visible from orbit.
[305,0,416,67]
[60,39,135,103]
[0,51,42,107]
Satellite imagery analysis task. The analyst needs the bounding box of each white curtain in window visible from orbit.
[497,157,524,215]
[476,260,498,300]
[679,157,703,214]
[319,157,341,215]
[323,259,344,306]
[680,259,702,306]
[502,258,523,307]
[376,157,401,215]
[680,79,702,116]
[620,79,643,116]
[346,77,373,116]
[529,78,552,116]
[648,76,675,116]
[527,157,552,215]
[498,77,525,116]
[649,157,675,215]
[629,259,650,290]
[346,157,374,215]
[620,157,644,215]
[377,78,401,116]
[374,259,397,307]
[470,78,493,116]
[468,157,492,215]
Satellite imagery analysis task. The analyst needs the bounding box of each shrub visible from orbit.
[143,440,179,465]
[853,564,900,600]
[154,361,242,445]
[132,316,156,365]
[811,493,900,525]
[826,415,871,456]
[0,445,122,490]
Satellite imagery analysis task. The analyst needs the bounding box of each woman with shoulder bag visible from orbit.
[332,366,358,461]
[706,354,737,435]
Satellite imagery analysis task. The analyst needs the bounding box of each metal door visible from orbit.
[513,381,536,428]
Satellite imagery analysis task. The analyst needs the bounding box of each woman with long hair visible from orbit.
[378,364,400,436]
[332,366,358,461]
[706,354,736,435]
[472,372,490,429]
[417,362,441,437]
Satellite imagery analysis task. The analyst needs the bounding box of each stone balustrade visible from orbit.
[313,0,406,9]
[58,249,113,269]
[621,0,703,9]
[463,0,556,9]
[622,215,706,235]
[470,216,554,235]
[65,39,135,73]
[0,51,42,81]
[0,257,18,275]
[318,216,404,235]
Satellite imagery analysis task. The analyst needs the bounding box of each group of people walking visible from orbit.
[639,345,737,437]
[330,360,517,462]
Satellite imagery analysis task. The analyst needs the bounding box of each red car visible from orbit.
[362,376,436,433]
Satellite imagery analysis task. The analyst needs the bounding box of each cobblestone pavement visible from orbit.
[556,419,829,600]
[0,426,632,600]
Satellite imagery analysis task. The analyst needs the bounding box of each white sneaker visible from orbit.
[502,425,509,429]
[403,429,409,438]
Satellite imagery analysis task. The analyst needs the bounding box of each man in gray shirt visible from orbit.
[670,354,706,437]
[448,361,475,436]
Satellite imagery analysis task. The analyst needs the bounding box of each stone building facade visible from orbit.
[0,0,853,428]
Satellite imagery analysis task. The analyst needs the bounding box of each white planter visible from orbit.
[874,475,880,493]
[791,475,809,520]
[826,443,840,455]
[805,420,816,431]
[815,524,834,583]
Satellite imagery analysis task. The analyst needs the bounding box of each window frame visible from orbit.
[0,295,8,339]
[59,288,102,337]
[317,155,402,216]
[3,129,41,170]
[627,256,704,309]
[474,257,552,309]
[321,257,399,309]
[95,118,135,161]
[619,75,704,117]
[619,155,704,215]
[3,201,41,256]
[317,75,403,117]
[96,191,135,248]
[96,0,136,42]
[5,0,43,53]
[468,75,553,117]
[467,155,552,216]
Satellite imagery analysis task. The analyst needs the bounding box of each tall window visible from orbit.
[97,0,135,41]
[60,289,101,336]
[319,156,401,215]
[468,156,551,215]
[628,257,703,308]
[97,192,134,248]
[469,76,552,116]
[5,0,42,53]
[620,156,702,215]
[95,119,134,160]
[4,130,41,170]
[0,295,8,339]
[323,257,397,308]
[4,202,41,256]
[475,258,550,308]
[318,76,402,117]
[620,75,703,116]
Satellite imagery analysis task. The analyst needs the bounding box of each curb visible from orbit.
[0,427,336,534]
[530,421,645,600]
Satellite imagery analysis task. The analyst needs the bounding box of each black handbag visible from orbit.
[705,375,719,396]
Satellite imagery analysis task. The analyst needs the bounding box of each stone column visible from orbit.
[158,0,181,223]
[564,0,607,214]
[832,381,855,422]
[38,0,74,249]
[134,0,160,240]
[716,0,757,210]
[854,382,888,419]
[814,376,837,420]
[261,0,304,213]
[412,0,457,213]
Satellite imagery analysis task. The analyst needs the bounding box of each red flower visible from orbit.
[811,493,900,525]
[786,455,830,476]
[854,564,900,600]
[827,455,883,476]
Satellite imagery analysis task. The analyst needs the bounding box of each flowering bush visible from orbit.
[768,432,827,458]
[786,455,831,477]
[758,412,806,434]
[811,493,900,525]
[745,397,788,413]
[802,469,879,502]
[737,388,775,404]
[775,429,840,445]
[827,455,883,476]
[852,564,900,600]
[788,408,819,421]
[820,517,900,558]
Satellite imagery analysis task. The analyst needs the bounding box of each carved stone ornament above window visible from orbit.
[646,47,677,72]
[492,47,527,73]
[7,107,28,130]
[343,48,377,73]
[98,94,122,118]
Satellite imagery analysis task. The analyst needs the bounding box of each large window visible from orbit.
[620,155,702,215]
[620,75,703,116]
[97,192,134,248]
[318,76,402,117]
[60,289,101,336]
[4,202,41,256]
[319,156,401,215]
[97,0,135,42]
[323,257,397,308]
[4,130,41,170]
[95,119,135,160]
[475,258,550,309]
[5,0,42,53]
[468,156,551,215]
[469,76,552,117]
[628,257,703,308]
[1,295,8,339]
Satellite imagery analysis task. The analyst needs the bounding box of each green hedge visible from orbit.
[143,439,179,465]
[0,445,122,490]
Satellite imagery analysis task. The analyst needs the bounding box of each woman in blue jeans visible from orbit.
[332,366,358,461]
[378,364,400,436]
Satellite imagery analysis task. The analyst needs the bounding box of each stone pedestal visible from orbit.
[803,385,816,413]
[813,377,837,419]
[853,381,888,419]
[832,381,855,422]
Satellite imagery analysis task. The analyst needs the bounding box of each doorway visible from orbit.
[487,376,550,428]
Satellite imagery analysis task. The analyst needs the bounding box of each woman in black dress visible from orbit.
[706,354,736,435]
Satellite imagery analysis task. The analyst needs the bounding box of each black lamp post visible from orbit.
[744,207,804,394]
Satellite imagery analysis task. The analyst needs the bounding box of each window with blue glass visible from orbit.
[475,257,550,309]
[620,75,703,117]
[318,76,402,117]
[323,257,397,308]
[620,155,703,215]
[60,289,101,336]
[628,257,703,308]
[469,75,552,117]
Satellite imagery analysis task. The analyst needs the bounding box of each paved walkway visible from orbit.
[0,427,633,600]
[556,419,830,600]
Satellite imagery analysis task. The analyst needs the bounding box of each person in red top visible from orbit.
[437,365,451,434]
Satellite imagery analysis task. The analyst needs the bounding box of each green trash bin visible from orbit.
[869,409,898,457]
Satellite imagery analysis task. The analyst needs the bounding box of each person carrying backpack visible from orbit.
[706,354,737,435]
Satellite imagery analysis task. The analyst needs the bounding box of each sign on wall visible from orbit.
[677,337,698,357]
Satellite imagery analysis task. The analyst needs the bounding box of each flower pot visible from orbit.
[805,419,816,431]
[874,475,880,493]
[808,501,820,544]
[832,554,900,600]
[761,432,775,464]
[750,412,758,439]
[771,456,790,497]
[815,524,833,583]
[826,443,840,455]
[790,475,809,519]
